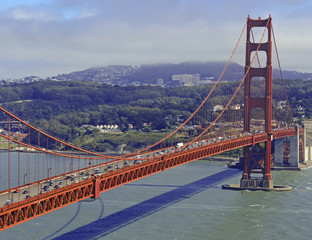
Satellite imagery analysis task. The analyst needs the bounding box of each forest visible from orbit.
[0,78,309,152]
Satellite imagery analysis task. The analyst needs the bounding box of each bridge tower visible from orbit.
[241,16,273,189]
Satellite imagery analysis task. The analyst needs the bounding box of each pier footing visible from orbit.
[222,184,292,191]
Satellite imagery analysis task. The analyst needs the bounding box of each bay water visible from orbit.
[1,158,312,240]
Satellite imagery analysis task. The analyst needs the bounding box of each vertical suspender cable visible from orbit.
[272,25,295,125]
[8,115,11,195]
[47,137,49,178]
[27,128,30,184]
[55,141,58,176]
[18,122,21,187]
[0,139,1,191]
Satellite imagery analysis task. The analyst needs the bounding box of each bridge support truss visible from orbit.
[223,16,292,191]
[240,15,274,189]
[2,131,296,231]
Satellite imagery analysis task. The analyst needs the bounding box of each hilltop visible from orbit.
[3,62,311,87]
[49,62,312,87]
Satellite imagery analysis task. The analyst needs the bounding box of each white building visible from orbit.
[213,105,224,112]
[172,74,200,86]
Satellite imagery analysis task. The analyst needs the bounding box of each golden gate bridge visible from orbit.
[0,15,306,231]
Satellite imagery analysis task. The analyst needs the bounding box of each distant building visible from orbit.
[176,115,185,123]
[213,105,224,112]
[230,104,241,110]
[130,81,141,86]
[172,74,200,86]
[157,78,164,86]
[297,106,305,113]
[143,122,151,127]
[277,100,287,109]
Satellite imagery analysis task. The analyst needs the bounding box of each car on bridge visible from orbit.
[22,190,28,194]
[13,188,21,193]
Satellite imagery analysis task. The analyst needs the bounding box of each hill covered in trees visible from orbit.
[0,79,310,152]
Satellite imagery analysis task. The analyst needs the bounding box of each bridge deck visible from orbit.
[0,128,298,230]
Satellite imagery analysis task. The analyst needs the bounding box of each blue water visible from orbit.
[1,160,312,240]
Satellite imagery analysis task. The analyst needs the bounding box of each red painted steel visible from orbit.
[0,129,298,231]
[0,15,298,231]
[94,178,100,199]
[243,16,273,181]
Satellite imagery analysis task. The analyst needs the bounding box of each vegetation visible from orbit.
[0,78,310,152]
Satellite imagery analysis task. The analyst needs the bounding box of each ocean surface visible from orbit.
[1,159,312,240]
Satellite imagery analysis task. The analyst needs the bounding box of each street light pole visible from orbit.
[24,173,27,185]
[69,162,73,173]
[48,168,52,179]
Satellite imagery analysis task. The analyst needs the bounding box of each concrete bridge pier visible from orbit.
[274,125,305,168]
[306,145,312,161]
[303,125,312,162]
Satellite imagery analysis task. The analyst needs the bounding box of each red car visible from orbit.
[14,188,21,193]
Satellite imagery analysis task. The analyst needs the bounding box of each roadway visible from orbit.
[0,127,297,207]
[0,135,214,206]
[0,159,129,207]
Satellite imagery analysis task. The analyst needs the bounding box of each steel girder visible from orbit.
[0,129,299,231]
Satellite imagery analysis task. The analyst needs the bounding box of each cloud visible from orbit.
[0,0,311,78]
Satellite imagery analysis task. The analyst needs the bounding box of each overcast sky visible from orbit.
[0,0,311,79]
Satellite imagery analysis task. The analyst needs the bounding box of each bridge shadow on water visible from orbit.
[53,168,240,240]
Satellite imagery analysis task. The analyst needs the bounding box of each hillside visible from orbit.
[0,79,311,152]
[50,62,312,87]
[3,62,311,87]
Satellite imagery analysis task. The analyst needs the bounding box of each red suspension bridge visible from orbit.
[0,16,306,231]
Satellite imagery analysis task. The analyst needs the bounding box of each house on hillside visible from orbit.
[213,105,224,112]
